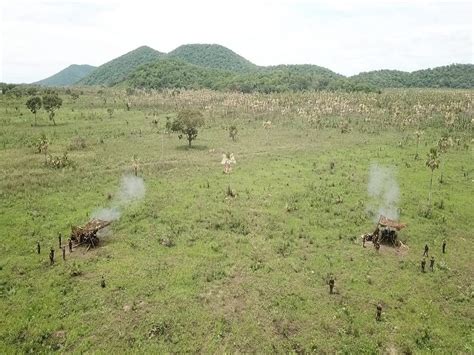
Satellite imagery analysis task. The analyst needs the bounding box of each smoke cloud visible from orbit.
[91,175,146,221]
[367,164,400,221]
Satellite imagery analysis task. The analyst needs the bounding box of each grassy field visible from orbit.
[0,88,473,353]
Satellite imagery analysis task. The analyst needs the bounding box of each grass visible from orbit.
[0,88,473,353]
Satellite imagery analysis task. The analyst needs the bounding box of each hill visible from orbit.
[33,44,473,91]
[409,64,474,88]
[127,61,368,93]
[166,44,257,72]
[78,46,163,86]
[35,64,96,87]
[228,64,344,93]
[351,64,474,89]
[349,70,411,88]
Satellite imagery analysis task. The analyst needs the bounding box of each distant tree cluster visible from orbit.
[24,91,63,125]
[350,64,474,89]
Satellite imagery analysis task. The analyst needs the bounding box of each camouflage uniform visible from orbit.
[423,244,429,257]
[329,277,335,294]
[49,248,55,265]
[421,258,426,272]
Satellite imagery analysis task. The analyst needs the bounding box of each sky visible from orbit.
[0,0,472,83]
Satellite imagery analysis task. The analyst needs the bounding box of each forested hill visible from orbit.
[126,60,346,93]
[33,44,474,91]
[78,46,164,86]
[350,64,474,89]
[166,44,258,72]
[34,64,96,87]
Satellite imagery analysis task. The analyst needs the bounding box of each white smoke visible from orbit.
[91,175,146,221]
[367,164,400,221]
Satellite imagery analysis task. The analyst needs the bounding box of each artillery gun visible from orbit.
[70,219,112,250]
[363,215,406,247]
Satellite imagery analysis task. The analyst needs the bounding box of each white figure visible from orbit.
[221,153,236,174]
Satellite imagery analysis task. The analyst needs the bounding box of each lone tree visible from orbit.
[42,93,63,125]
[26,96,42,126]
[229,125,238,141]
[426,148,440,206]
[171,109,204,147]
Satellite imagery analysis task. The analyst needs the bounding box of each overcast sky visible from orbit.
[0,0,472,83]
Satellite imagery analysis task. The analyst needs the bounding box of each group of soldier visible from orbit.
[420,240,446,273]
[332,238,449,321]
[37,233,74,266]
[328,275,384,321]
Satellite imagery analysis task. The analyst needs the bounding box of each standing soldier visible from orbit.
[423,244,429,257]
[376,303,382,321]
[442,240,446,254]
[49,247,55,266]
[58,233,62,248]
[68,238,73,253]
[62,246,66,261]
[430,256,435,271]
[421,258,426,273]
[329,276,335,294]
[37,241,41,254]
[362,235,366,248]
[101,276,106,288]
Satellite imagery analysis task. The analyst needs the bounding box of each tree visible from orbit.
[437,135,453,183]
[229,125,238,141]
[170,109,204,147]
[42,93,63,125]
[414,130,423,160]
[26,96,42,126]
[36,133,49,164]
[425,148,440,206]
[131,154,140,176]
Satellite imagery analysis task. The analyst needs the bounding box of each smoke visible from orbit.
[367,164,400,221]
[91,206,122,221]
[91,175,146,221]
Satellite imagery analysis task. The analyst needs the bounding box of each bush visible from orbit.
[46,152,73,169]
[69,136,87,150]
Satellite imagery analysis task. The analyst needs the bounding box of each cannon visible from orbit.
[70,219,112,250]
[363,215,406,247]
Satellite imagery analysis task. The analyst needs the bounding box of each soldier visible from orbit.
[329,276,335,294]
[58,233,62,248]
[430,256,435,271]
[68,238,73,253]
[62,246,66,261]
[423,244,429,257]
[101,276,106,288]
[37,241,41,254]
[376,303,382,321]
[362,235,366,248]
[49,247,55,266]
[442,240,446,254]
[421,258,426,273]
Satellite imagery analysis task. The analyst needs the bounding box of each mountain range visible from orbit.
[34,44,474,91]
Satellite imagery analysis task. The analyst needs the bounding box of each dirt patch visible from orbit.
[363,241,409,257]
[200,270,247,318]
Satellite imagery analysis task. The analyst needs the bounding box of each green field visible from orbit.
[0,88,473,353]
